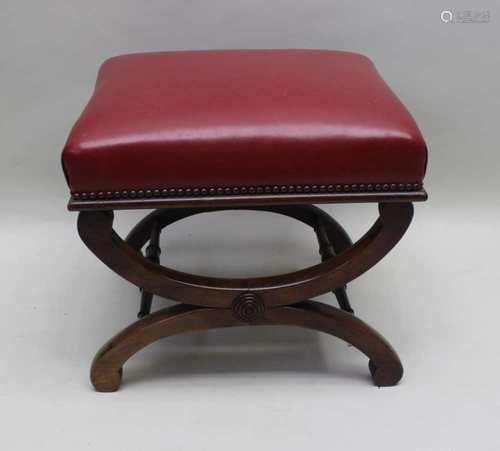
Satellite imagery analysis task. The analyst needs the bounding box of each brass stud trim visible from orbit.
[71,182,423,201]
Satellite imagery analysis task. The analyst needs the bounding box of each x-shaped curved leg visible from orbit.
[91,300,403,391]
[80,203,413,391]
[77,203,413,308]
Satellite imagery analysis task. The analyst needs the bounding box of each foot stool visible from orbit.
[62,50,427,391]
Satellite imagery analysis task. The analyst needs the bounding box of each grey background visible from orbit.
[1,1,499,450]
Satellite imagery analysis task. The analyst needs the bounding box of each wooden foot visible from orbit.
[90,300,402,391]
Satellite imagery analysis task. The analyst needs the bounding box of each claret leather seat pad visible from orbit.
[62,49,427,196]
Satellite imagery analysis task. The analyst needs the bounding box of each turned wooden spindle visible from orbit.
[137,220,161,318]
[315,218,354,314]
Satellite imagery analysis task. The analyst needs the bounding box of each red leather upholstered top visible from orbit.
[62,50,427,194]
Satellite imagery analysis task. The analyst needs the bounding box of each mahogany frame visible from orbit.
[74,192,423,392]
